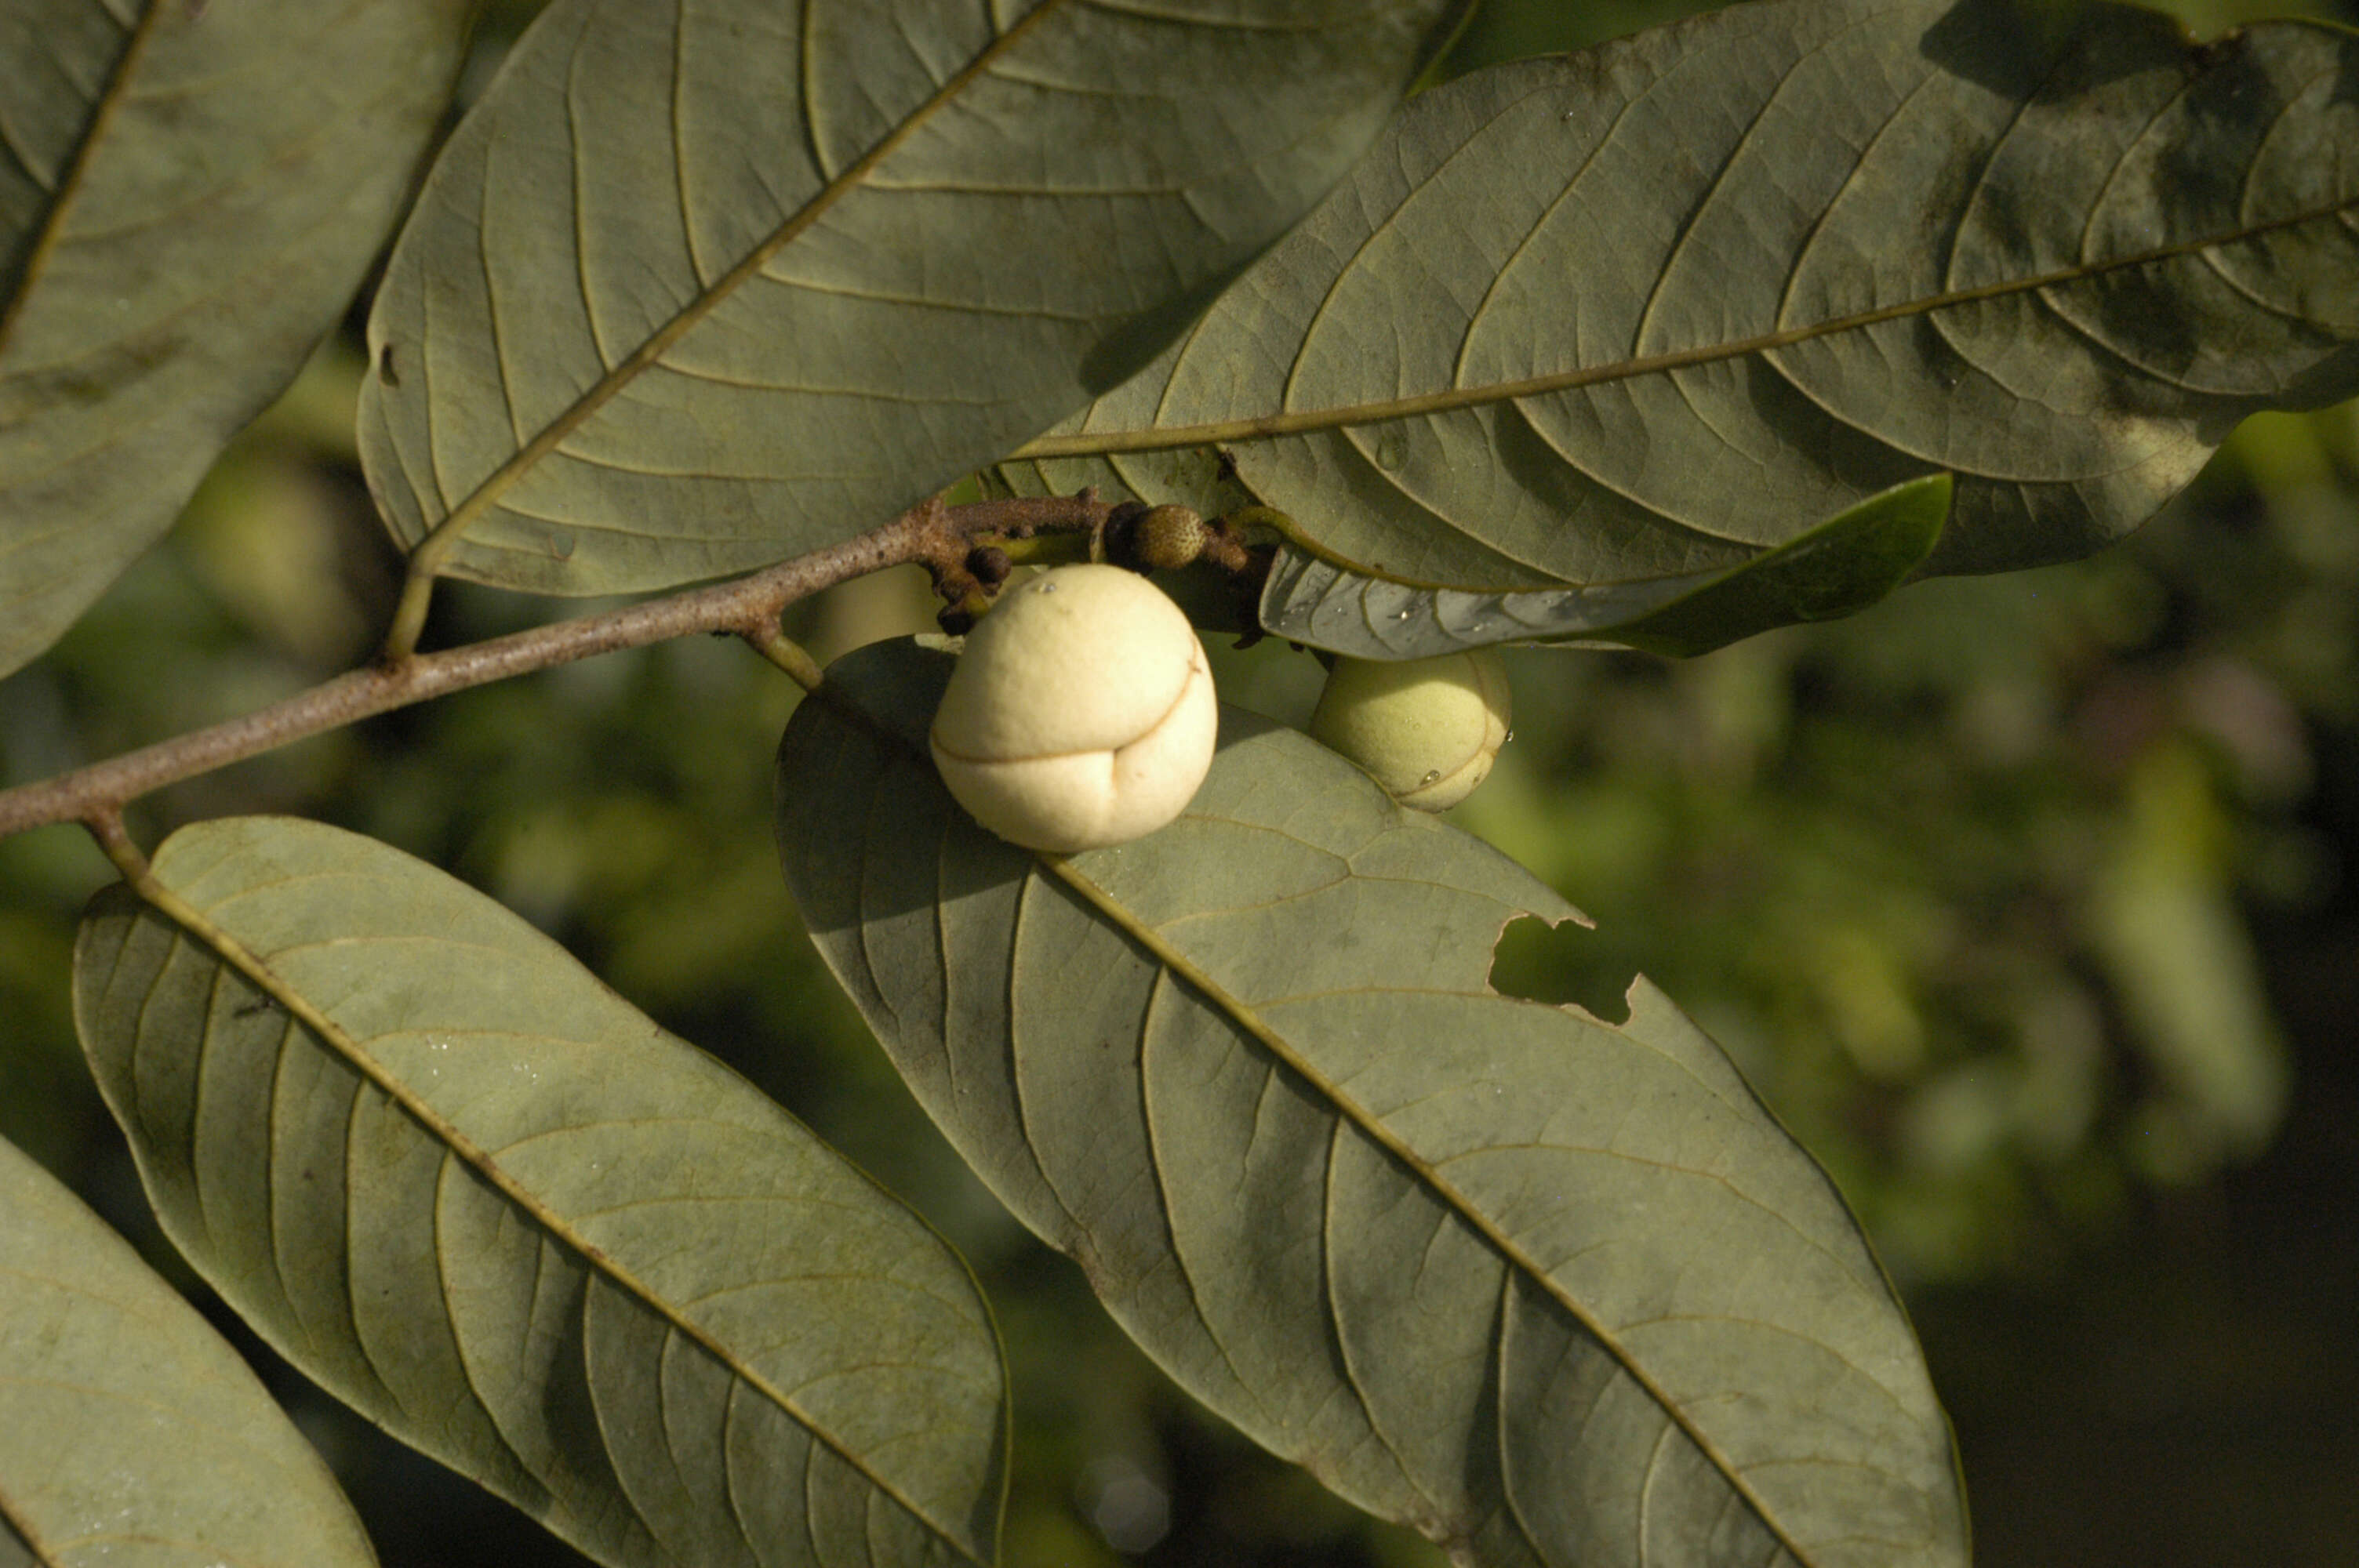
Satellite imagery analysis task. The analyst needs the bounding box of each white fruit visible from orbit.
[929,564,1218,852]
[1307,649,1511,811]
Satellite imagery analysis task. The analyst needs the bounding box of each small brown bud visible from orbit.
[967,545,1013,586]
[938,587,990,636]
[1132,506,1207,571]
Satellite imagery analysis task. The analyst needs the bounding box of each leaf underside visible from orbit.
[993,0,2359,659]
[775,639,1971,1568]
[71,818,1007,1568]
[358,0,1468,598]
[0,0,473,680]
[0,1134,376,1568]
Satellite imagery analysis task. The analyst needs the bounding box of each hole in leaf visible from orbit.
[1488,915,1638,1025]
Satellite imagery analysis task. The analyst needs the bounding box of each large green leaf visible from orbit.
[775,639,1968,1568]
[994,0,2359,659]
[0,1134,376,1568]
[72,818,1006,1568]
[357,0,1467,599]
[0,0,473,679]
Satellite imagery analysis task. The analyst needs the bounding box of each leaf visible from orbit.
[0,0,474,679]
[2092,742,2288,1169]
[1266,473,1955,659]
[0,1134,377,1568]
[72,818,1006,1568]
[994,0,2359,659]
[356,0,1469,600]
[775,639,1969,1568]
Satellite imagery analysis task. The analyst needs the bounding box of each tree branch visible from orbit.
[0,494,1118,841]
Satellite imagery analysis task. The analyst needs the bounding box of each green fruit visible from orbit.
[1307,649,1511,811]
[929,564,1218,852]
[1129,505,1207,570]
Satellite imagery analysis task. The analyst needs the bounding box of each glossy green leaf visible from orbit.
[1257,473,1957,659]
[0,1134,376,1568]
[994,0,2359,659]
[2092,742,2288,1171]
[776,640,1968,1568]
[1608,474,1954,657]
[72,818,1006,1568]
[0,0,473,679]
[357,0,1467,599]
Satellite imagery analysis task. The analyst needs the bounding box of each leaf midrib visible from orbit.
[1036,851,1823,1566]
[1012,194,2357,460]
[115,866,987,1565]
[0,0,169,365]
[408,0,1074,576]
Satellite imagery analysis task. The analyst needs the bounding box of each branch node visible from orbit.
[965,546,1012,586]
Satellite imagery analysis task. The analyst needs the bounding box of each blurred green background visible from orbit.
[4,1,2356,1563]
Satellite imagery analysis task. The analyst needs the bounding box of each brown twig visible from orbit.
[0,494,1120,841]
